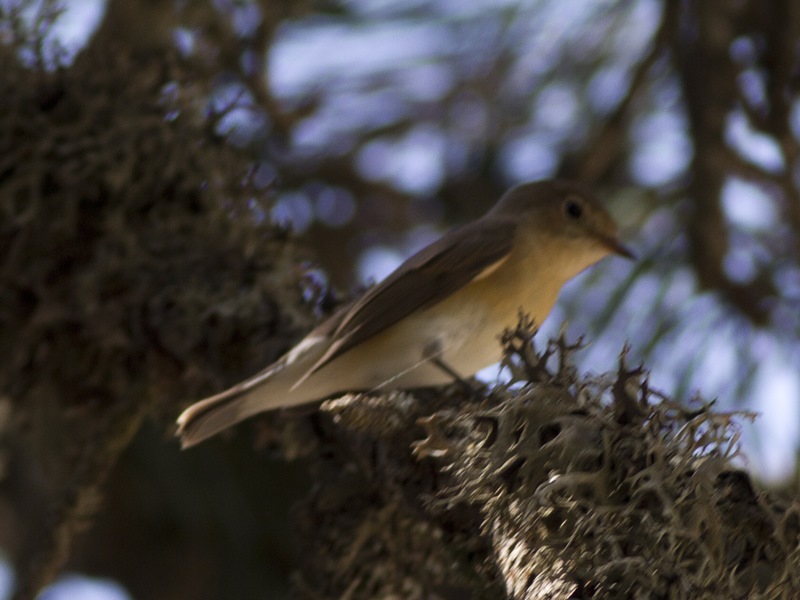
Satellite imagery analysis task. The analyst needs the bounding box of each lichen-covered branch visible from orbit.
[0,5,311,597]
[289,319,798,599]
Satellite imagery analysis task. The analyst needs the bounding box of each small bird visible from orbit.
[177,179,633,448]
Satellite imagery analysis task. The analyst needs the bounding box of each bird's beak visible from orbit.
[599,234,635,260]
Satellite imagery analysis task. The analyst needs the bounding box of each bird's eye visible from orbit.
[564,198,583,219]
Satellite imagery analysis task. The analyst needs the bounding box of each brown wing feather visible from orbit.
[300,217,517,381]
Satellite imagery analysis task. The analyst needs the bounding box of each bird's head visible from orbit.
[489,179,634,279]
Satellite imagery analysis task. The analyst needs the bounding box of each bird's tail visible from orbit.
[176,347,327,448]
[176,389,261,449]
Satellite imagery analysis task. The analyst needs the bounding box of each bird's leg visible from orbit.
[423,341,483,397]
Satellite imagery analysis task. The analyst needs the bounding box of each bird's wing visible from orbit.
[299,216,517,381]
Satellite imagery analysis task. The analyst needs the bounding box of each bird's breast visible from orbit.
[315,246,564,391]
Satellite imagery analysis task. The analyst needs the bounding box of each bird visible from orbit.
[176,179,633,448]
